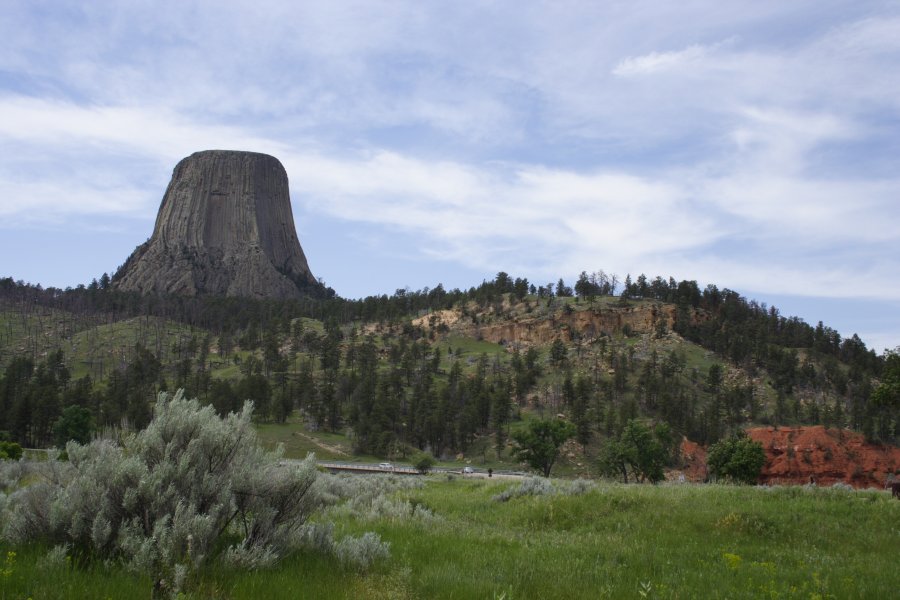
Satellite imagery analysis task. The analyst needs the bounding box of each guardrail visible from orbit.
[317,461,421,475]
[311,461,528,478]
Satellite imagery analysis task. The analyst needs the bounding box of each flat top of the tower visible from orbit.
[174,150,286,174]
[186,149,282,161]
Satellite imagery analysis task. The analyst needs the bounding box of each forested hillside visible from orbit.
[1,272,896,459]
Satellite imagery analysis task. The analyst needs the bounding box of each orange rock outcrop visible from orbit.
[680,426,899,488]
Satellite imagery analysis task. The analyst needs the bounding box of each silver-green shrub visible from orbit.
[316,472,424,505]
[317,473,436,523]
[0,458,29,493]
[296,521,337,554]
[1,390,322,597]
[558,478,596,496]
[37,543,69,572]
[493,476,595,502]
[294,520,390,571]
[334,531,391,571]
[493,476,555,502]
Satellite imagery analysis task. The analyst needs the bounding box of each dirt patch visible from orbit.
[295,431,351,457]
[678,438,708,482]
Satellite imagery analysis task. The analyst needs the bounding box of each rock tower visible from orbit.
[113,150,318,299]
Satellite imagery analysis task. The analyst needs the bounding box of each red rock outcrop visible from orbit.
[679,426,900,488]
[747,426,899,488]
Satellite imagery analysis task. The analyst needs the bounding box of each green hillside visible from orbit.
[0,273,895,467]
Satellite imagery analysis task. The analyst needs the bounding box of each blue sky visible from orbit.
[1,1,899,353]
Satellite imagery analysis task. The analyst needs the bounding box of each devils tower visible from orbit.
[112,150,318,299]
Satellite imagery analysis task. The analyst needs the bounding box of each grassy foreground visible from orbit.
[3,479,898,599]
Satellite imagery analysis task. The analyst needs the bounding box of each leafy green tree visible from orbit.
[512,418,576,477]
[53,405,93,447]
[413,451,436,474]
[209,378,239,417]
[707,434,766,484]
[597,438,632,483]
[0,440,23,460]
[598,420,672,483]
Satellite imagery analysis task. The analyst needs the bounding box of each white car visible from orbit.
[378,462,393,470]
[462,466,475,474]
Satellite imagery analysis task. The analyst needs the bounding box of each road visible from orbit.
[283,459,528,479]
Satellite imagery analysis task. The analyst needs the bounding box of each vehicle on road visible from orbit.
[378,462,393,470]
[462,466,475,474]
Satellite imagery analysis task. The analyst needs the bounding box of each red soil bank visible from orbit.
[679,426,900,488]
[747,426,899,488]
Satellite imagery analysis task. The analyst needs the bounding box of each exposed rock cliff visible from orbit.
[469,303,688,345]
[679,426,900,487]
[747,426,899,488]
[415,302,705,345]
[113,150,318,299]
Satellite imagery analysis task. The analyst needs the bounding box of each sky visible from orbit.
[1,1,899,353]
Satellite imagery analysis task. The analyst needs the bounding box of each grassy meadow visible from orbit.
[3,477,898,599]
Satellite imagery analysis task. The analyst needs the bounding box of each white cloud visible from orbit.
[281,141,900,302]
[2,1,900,347]
[0,178,150,223]
[0,97,291,160]
[613,43,718,76]
[820,15,900,57]
[1,91,897,303]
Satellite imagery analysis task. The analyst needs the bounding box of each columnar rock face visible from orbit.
[113,150,318,299]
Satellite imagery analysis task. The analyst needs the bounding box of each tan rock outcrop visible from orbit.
[470,303,698,345]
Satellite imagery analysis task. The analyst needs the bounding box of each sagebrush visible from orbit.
[1,390,323,597]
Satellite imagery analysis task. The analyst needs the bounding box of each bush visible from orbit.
[707,434,766,484]
[334,532,391,571]
[1,390,322,597]
[559,478,596,496]
[413,451,436,474]
[295,521,390,572]
[0,441,23,461]
[492,476,595,502]
[512,418,576,477]
[598,420,672,484]
[318,473,435,523]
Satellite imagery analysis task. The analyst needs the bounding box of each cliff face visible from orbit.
[113,150,317,299]
[680,426,900,488]
[414,302,704,345]
[747,426,900,488]
[470,303,689,345]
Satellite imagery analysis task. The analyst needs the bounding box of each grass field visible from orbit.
[4,478,897,599]
[255,420,356,461]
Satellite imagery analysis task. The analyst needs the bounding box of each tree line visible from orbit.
[1,270,895,450]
